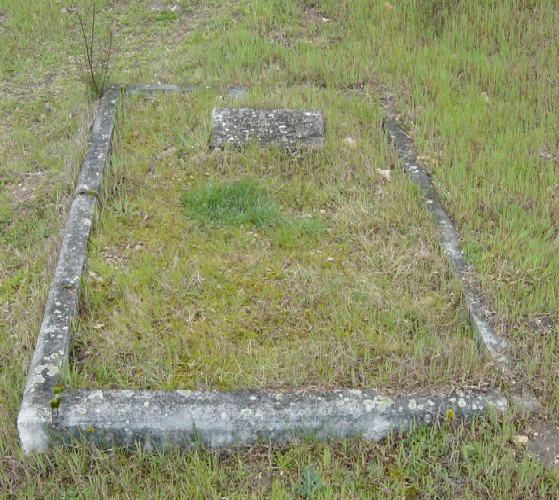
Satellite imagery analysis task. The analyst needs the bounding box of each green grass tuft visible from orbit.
[182,177,282,227]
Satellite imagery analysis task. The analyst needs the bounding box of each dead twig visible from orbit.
[77,1,113,98]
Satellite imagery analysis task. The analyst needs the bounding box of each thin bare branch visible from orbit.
[76,1,113,97]
[78,14,99,96]
[100,29,113,94]
[90,1,95,74]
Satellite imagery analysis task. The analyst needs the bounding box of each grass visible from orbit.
[69,88,494,391]
[182,177,297,227]
[1,0,559,495]
[4,416,559,497]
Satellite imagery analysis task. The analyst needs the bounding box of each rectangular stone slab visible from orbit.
[210,107,325,149]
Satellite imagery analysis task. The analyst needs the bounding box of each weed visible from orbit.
[294,465,323,497]
[76,1,113,98]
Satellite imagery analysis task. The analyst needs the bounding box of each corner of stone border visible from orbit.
[17,401,52,455]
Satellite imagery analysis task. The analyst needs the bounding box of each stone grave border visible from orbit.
[18,84,511,455]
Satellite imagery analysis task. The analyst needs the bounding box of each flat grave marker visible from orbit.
[210,107,325,149]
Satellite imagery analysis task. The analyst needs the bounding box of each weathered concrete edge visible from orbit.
[125,83,249,98]
[382,117,510,367]
[18,86,121,455]
[74,85,121,196]
[17,194,98,454]
[47,388,507,451]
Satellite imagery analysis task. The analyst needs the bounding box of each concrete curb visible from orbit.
[74,86,121,197]
[48,388,509,453]
[17,84,122,454]
[19,84,511,454]
[382,117,510,369]
[125,83,248,98]
[17,193,99,453]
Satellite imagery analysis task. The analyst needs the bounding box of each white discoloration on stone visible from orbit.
[87,390,104,400]
[32,374,45,385]
[349,389,362,395]
[177,390,192,398]
[240,408,252,417]
[458,398,467,408]
[364,396,393,413]
[409,401,424,410]
[362,417,392,441]
[375,396,394,411]
[35,363,59,377]
[364,399,375,412]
